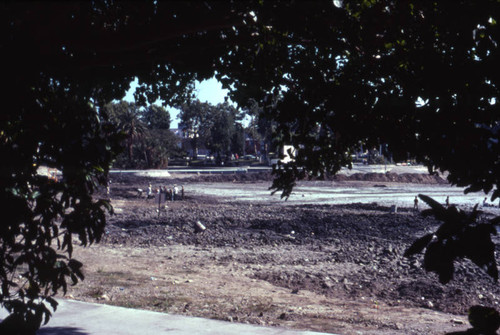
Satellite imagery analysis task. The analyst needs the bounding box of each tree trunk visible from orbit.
[127,139,133,164]
[191,137,198,160]
[144,149,149,167]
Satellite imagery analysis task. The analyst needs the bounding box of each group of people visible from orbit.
[146,183,184,202]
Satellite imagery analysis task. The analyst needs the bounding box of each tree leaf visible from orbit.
[45,297,58,312]
[418,194,448,221]
[404,233,433,257]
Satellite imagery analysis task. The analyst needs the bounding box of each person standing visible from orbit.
[445,196,450,208]
[146,183,153,200]
[414,196,419,211]
[173,185,179,201]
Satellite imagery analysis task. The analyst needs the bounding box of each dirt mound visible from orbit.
[333,172,446,184]
[182,171,274,183]
[111,170,447,185]
[110,171,274,185]
[102,196,500,316]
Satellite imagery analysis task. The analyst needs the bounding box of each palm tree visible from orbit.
[106,102,146,165]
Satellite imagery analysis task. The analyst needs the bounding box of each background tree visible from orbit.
[139,105,180,168]
[245,99,276,161]
[178,100,214,159]
[231,123,246,158]
[105,101,146,167]
[105,102,178,169]
[179,100,244,162]
[142,105,171,131]
[206,102,244,160]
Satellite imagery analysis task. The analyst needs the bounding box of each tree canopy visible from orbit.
[233,1,500,199]
[178,99,245,160]
[2,0,500,331]
[5,1,499,196]
[104,102,178,168]
[178,100,215,159]
[205,102,243,159]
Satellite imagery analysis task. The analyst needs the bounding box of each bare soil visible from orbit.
[62,172,500,335]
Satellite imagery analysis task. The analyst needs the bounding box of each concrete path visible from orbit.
[1,299,336,335]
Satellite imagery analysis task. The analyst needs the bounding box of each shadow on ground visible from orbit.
[38,327,88,335]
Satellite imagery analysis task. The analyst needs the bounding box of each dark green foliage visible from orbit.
[0,90,122,328]
[269,163,306,199]
[405,195,498,284]
[104,102,179,169]
[104,101,146,166]
[404,233,433,257]
[207,103,243,158]
[216,1,500,202]
[5,1,497,199]
[142,105,172,131]
[245,99,275,159]
[178,100,214,160]
[447,305,500,335]
[179,100,244,160]
[139,128,182,168]
[468,306,500,335]
[231,123,246,157]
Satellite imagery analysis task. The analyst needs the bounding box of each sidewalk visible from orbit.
[1,299,336,335]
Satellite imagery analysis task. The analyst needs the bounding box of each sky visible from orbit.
[124,77,230,129]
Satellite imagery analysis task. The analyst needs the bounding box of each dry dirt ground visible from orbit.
[61,172,500,335]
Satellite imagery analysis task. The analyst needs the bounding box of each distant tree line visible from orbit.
[178,99,246,161]
[103,101,181,169]
[105,99,276,168]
